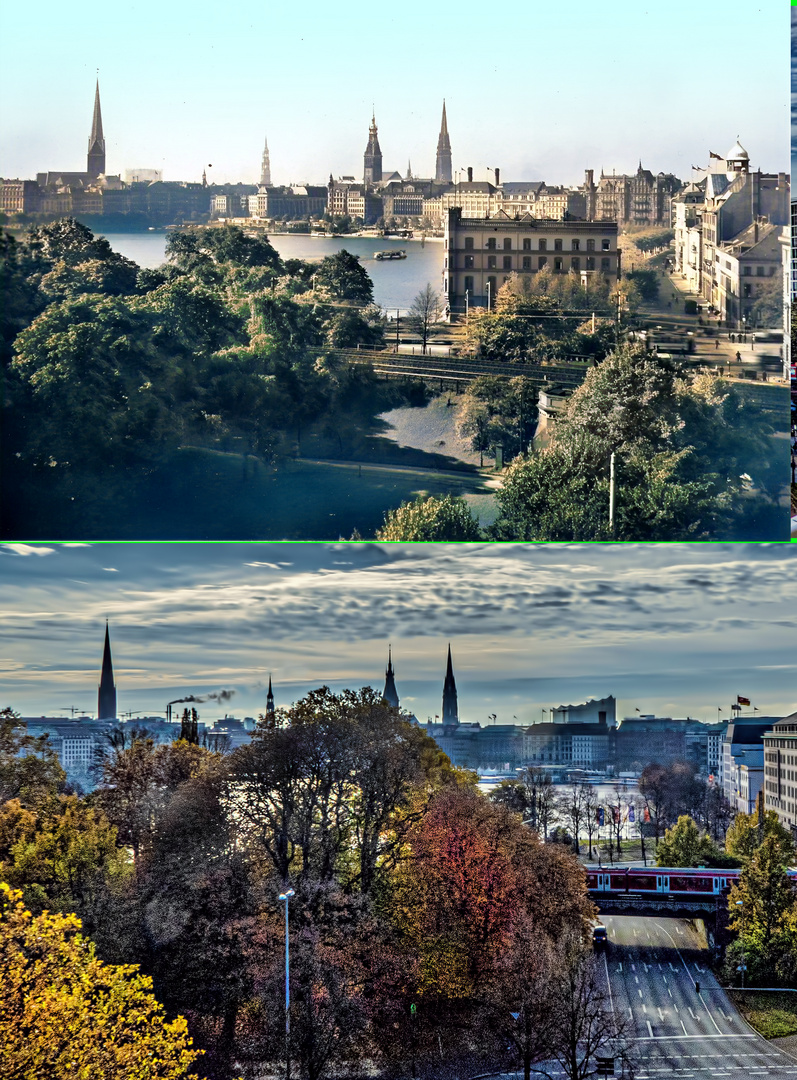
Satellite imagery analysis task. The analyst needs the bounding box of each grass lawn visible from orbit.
[728,991,797,1040]
[6,447,495,540]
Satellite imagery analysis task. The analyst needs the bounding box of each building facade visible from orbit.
[763,711,797,840]
[444,207,620,313]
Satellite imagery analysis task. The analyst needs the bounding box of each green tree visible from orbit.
[728,835,797,968]
[725,809,796,865]
[0,709,65,807]
[313,250,374,305]
[0,883,203,1080]
[375,494,482,541]
[655,815,726,867]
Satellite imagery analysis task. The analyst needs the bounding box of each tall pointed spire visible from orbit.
[97,621,117,720]
[363,110,382,185]
[87,79,106,181]
[266,675,275,719]
[260,136,272,187]
[442,644,458,726]
[435,100,452,184]
[383,645,399,709]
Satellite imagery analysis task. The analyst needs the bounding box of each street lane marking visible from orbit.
[639,989,643,998]
[654,922,722,1036]
[643,1004,647,1014]
[632,1035,757,1041]
[602,948,615,1021]
[647,1020,653,1036]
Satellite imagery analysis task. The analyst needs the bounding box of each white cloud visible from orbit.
[1,544,55,557]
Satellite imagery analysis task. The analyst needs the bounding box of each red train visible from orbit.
[585,866,743,898]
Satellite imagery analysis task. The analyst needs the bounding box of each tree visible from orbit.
[0,708,65,807]
[0,883,202,1080]
[557,785,590,854]
[655,815,727,868]
[406,283,442,354]
[375,494,482,541]
[313,250,374,305]
[725,809,796,866]
[518,765,557,839]
[728,836,797,977]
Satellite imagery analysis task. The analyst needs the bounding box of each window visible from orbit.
[602,239,611,251]
[464,237,474,250]
[487,255,497,269]
[464,275,474,293]
[503,256,512,270]
[743,266,752,276]
[571,239,580,251]
[586,239,595,252]
[503,238,512,250]
[554,258,563,272]
[554,238,563,251]
[464,255,474,268]
[522,256,532,270]
[486,237,496,249]
[539,239,547,252]
[538,256,547,269]
[523,238,532,250]
[586,256,595,270]
[756,266,765,277]
[571,257,580,271]
[743,283,752,298]
[601,257,610,270]
[487,275,497,293]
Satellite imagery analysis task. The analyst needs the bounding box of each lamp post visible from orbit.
[736,899,745,989]
[278,888,295,1080]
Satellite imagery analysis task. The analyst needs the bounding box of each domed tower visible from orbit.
[442,644,458,727]
[725,137,749,179]
[364,111,382,185]
[383,646,399,709]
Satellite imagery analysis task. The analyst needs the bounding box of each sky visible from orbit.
[0,0,788,188]
[1,542,796,726]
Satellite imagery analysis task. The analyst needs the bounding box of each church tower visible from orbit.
[266,675,275,720]
[435,101,452,184]
[87,80,106,181]
[260,136,272,186]
[383,646,399,708]
[97,621,117,720]
[442,644,458,726]
[363,111,382,185]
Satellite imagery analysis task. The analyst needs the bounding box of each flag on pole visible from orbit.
[628,805,635,823]
[598,808,605,826]
[737,695,751,707]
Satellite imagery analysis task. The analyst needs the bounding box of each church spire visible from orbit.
[363,110,382,185]
[260,136,272,186]
[383,645,399,709]
[266,675,275,719]
[442,644,458,726]
[435,100,452,184]
[97,621,117,720]
[87,79,106,181]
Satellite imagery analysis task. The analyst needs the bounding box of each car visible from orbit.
[592,925,608,949]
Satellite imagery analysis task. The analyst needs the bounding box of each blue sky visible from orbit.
[1,0,788,186]
[1,542,795,725]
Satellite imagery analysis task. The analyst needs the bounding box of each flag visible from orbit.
[628,805,635,823]
[613,807,621,824]
[709,151,723,159]
[737,695,751,707]
[598,808,605,826]
[643,807,651,823]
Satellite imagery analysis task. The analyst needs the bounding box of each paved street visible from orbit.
[600,915,797,1079]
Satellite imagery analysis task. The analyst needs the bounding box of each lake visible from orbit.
[101,231,444,313]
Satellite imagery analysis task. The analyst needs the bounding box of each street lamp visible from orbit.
[736,899,745,989]
[278,888,295,1080]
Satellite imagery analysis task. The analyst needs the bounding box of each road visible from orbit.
[599,915,797,1079]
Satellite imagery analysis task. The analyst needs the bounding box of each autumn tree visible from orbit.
[0,883,203,1080]
[375,494,482,541]
[0,708,65,807]
[655,814,728,868]
[725,809,796,866]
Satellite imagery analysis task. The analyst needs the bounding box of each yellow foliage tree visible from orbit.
[0,883,203,1080]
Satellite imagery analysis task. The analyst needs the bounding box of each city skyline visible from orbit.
[1,542,795,725]
[0,1,786,187]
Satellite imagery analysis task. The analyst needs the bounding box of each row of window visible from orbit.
[464,255,612,272]
[461,263,611,293]
[463,236,612,252]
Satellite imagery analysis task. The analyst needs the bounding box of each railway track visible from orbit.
[333,349,591,388]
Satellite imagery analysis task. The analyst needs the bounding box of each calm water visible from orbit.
[101,231,444,313]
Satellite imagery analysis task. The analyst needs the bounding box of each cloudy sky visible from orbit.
[0,1,787,187]
[1,542,795,726]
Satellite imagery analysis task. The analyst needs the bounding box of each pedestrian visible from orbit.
[715,339,719,349]
[751,335,755,350]
[735,351,741,362]
[730,333,735,344]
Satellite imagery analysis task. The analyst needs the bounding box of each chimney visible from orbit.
[495,167,500,186]
[467,166,473,183]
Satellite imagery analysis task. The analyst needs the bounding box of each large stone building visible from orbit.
[594,163,681,227]
[763,711,797,840]
[444,207,620,313]
[248,184,326,221]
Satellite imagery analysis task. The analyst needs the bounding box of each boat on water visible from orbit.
[374,249,407,261]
